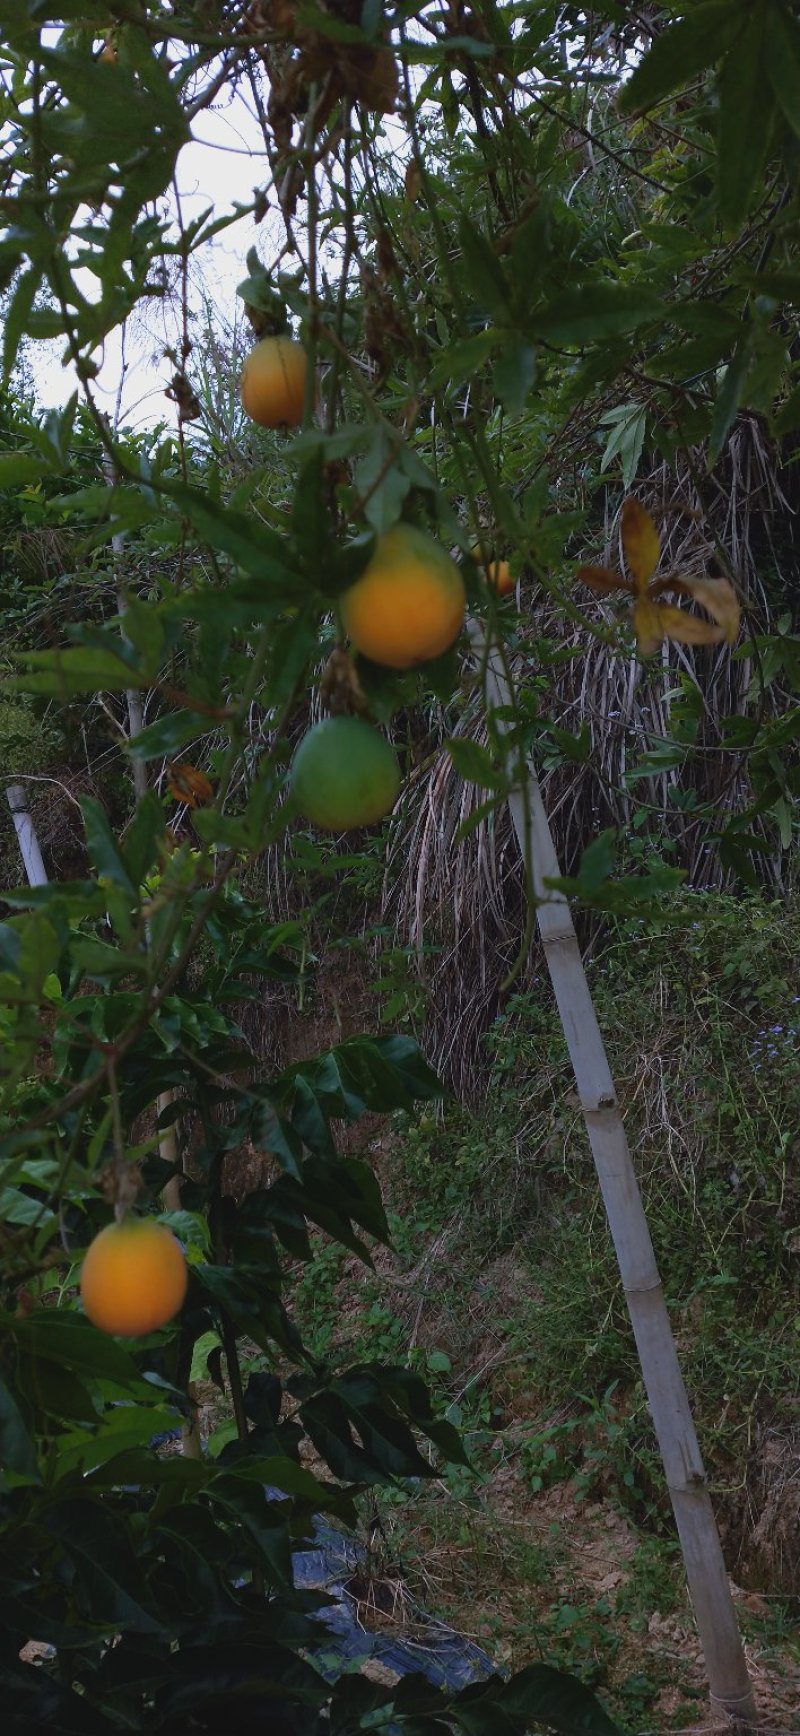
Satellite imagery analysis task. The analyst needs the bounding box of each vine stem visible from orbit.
[208,1145,266,1597]
[302,83,321,430]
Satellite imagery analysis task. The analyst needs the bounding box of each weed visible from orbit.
[279,893,800,1727]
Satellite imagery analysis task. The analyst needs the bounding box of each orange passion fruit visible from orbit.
[340,524,466,670]
[240,335,307,429]
[80,1217,188,1337]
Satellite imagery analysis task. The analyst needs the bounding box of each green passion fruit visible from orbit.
[289,717,401,831]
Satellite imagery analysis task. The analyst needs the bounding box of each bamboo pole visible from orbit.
[6,785,48,886]
[471,624,756,1725]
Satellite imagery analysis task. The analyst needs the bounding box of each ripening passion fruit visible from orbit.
[240,335,307,429]
[340,524,466,670]
[289,716,401,832]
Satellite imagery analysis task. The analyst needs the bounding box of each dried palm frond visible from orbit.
[384,421,799,1093]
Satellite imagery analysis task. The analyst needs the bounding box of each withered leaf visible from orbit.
[576,563,634,597]
[578,496,741,657]
[621,496,660,589]
[167,764,214,808]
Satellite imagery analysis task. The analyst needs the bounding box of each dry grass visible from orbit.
[382,424,799,1090]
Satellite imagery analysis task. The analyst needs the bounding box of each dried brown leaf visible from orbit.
[651,574,740,642]
[167,763,214,808]
[633,596,727,655]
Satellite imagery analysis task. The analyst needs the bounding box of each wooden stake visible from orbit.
[472,624,755,1726]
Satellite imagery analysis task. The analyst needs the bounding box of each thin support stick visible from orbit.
[6,784,48,886]
[471,621,755,1726]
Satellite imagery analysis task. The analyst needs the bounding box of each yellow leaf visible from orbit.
[576,564,634,596]
[404,162,424,203]
[633,597,728,656]
[631,596,666,656]
[652,574,740,643]
[621,497,660,590]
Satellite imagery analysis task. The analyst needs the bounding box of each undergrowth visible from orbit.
[288,890,800,1729]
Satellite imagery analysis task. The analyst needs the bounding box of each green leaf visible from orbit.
[196,1264,301,1359]
[34,396,78,469]
[765,2,800,140]
[53,1403,181,1479]
[25,305,66,338]
[189,1329,223,1386]
[0,1185,57,1232]
[261,609,318,711]
[36,44,188,158]
[647,329,741,384]
[509,202,553,290]
[50,480,159,535]
[123,791,166,886]
[291,449,329,565]
[427,328,499,391]
[354,427,411,535]
[248,1097,303,1180]
[0,1378,40,1485]
[44,1498,162,1632]
[493,338,536,414]
[127,709,207,762]
[599,404,646,489]
[206,1476,293,1588]
[709,341,752,462]
[0,1657,112,1735]
[531,286,660,345]
[300,1386,429,1484]
[0,913,60,1002]
[741,328,788,416]
[2,267,40,382]
[454,791,506,842]
[148,1641,327,1721]
[458,216,510,320]
[118,595,166,669]
[163,482,298,587]
[8,1310,146,1391]
[83,1447,207,1494]
[0,452,47,489]
[70,937,148,979]
[446,736,507,791]
[283,1034,442,1121]
[495,1661,622,1733]
[717,9,773,230]
[546,723,592,765]
[7,646,144,698]
[80,797,137,898]
[618,1,745,116]
[567,829,616,894]
[15,1355,99,1425]
[773,380,800,435]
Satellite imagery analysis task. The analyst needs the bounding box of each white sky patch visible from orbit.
[23,36,429,432]
[28,90,283,428]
